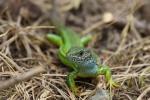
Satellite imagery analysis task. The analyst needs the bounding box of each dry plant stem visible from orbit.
[0,52,24,72]
[137,86,150,100]
[121,93,132,100]
[82,12,114,35]
[130,17,141,40]
[0,55,15,72]
[0,35,18,49]
[37,78,70,100]
[124,56,135,74]
[115,17,150,33]
[22,35,32,57]
[120,56,135,86]
[111,63,150,70]
[116,15,132,53]
[113,73,150,80]
[82,21,104,34]
[0,66,45,90]
[25,25,55,30]
[0,29,10,38]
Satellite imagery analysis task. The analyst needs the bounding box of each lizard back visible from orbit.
[56,25,83,53]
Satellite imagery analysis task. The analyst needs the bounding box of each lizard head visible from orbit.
[66,47,97,68]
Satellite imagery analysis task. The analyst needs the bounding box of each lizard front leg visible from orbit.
[81,34,92,46]
[97,65,118,88]
[47,33,63,46]
[66,70,78,95]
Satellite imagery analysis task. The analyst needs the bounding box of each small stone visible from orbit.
[89,88,109,100]
[102,12,114,23]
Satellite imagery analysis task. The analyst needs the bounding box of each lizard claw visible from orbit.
[71,88,79,96]
[107,79,119,89]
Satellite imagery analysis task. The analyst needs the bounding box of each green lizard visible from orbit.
[47,17,117,95]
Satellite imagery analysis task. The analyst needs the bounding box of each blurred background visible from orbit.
[0,0,150,100]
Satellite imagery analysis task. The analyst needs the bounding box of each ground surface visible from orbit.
[0,0,150,100]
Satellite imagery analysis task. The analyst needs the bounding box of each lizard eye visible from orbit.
[79,51,84,56]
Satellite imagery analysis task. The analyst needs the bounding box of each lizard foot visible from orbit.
[107,78,119,89]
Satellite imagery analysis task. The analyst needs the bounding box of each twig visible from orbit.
[82,21,104,34]
[0,52,24,72]
[21,34,32,57]
[0,29,10,38]
[124,56,135,74]
[0,35,18,49]
[111,63,150,70]
[115,16,150,33]
[0,66,46,90]
[82,12,114,35]
[121,56,136,86]
[121,93,132,100]
[25,25,54,29]
[116,15,132,53]
[137,86,150,100]
[113,73,150,77]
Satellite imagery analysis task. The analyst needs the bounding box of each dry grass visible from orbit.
[0,0,150,100]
